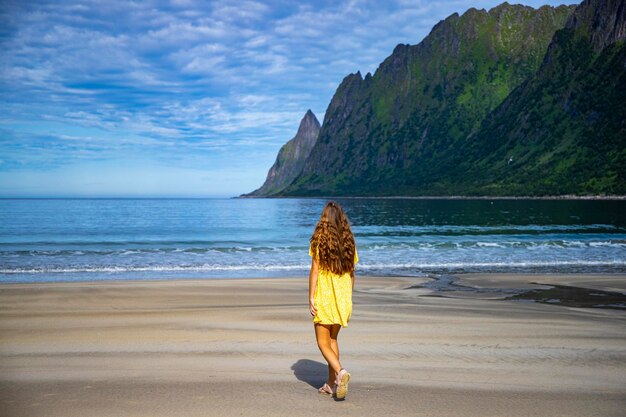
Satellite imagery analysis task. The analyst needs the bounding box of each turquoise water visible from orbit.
[0,198,625,283]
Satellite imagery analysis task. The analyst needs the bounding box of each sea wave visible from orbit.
[357,260,626,269]
[363,240,626,250]
[0,246,305,256]
[2,259,625,275]
[1,224,621,248]
[0,264,309,274]
[355,223,620,236]
[1,239,624,257]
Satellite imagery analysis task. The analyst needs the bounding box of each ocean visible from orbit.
[1,198,625,283]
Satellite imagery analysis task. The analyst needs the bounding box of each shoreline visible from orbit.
[2,195,626,200]
[2,273,625,416]
[3,270,625,288]
[238,194,626,200]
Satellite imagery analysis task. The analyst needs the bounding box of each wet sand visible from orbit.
[1,274,625,416]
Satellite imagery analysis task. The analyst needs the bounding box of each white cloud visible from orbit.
[182,55,227,74]
[212,1,269,22]
[245,35,270,48]
[148,21,229,43]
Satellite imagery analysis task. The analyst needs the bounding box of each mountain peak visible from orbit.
[566,0,626,51]
[243,110,320,197]
[488,2,519,14]
[296,109,321,137]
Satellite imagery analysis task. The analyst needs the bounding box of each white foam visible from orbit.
[0,263,310,274]
[356,260,626,269]
[476,242,505,248]
[2,259,626,276]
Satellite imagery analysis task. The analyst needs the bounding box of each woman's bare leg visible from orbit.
[315,323,342,385]
[327,324,341,386]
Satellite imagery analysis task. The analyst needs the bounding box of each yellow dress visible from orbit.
[310,244,358,327]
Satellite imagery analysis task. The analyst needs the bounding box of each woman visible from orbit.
[308,201,358,400]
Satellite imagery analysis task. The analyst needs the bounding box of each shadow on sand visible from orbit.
[291,359,328,388]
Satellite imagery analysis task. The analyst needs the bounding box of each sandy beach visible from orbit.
[1,274,625,416]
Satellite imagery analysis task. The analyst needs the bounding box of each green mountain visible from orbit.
[245,110,320,196]
[438,0,626,195]
[279,2,577,196]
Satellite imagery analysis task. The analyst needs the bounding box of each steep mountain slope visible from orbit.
[245,110,320,196]
[281,3,576,196]
[442,0,626,195]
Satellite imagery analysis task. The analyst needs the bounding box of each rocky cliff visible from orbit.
[245,110,320,196]
[439,0,626,195]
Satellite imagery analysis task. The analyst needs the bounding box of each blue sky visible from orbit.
[0,0,579,197]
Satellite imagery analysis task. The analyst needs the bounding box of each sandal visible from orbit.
[318,383,335,396]
[335,368,351,400]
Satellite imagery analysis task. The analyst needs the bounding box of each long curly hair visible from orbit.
[310,201,356,275]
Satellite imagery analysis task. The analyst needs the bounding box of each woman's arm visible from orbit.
[309,257,319,316]
[352,247,357,290]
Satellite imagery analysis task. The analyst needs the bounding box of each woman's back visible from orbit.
[309,201,357,327]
